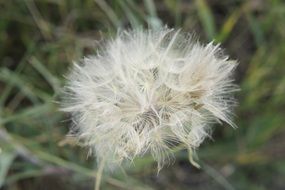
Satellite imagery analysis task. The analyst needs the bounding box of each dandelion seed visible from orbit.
[61,28,238,170]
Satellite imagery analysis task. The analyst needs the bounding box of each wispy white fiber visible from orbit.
[61,28,238,170]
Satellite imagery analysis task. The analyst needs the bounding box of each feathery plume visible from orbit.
[61,28,238,170]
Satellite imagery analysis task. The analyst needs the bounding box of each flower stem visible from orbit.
[95,157,106,190]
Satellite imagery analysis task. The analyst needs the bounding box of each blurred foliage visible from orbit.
[0,0,285,189]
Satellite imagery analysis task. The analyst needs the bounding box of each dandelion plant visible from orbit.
[61,28,238,189]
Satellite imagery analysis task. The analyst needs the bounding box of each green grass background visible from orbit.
[0,0,285,189]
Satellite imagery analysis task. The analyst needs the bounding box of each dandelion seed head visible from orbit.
[61,28,238,170]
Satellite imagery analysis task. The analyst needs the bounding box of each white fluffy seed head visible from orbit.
[61,28,238,170]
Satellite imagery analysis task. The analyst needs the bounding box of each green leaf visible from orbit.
[0,150,16,188]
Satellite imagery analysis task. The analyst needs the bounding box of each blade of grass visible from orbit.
[0,128,43,165]
[0,151,16,188]
[143,0,162,29]
[144,0,157,18]
[94,0,121,28]
[124,0,146,22]
[196,0,216,40]
[246,13,265,46]
[0,41,37,108]
[0,68,52,104]
[174,0,182,27]
[29,57,61,92]
[117,0,142,29]
[0,103,54,125]
[24,0,52,40]
[202,162,235,190]
[5,169,44,186]
[0,68,39,104]
[216,8,242,42]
